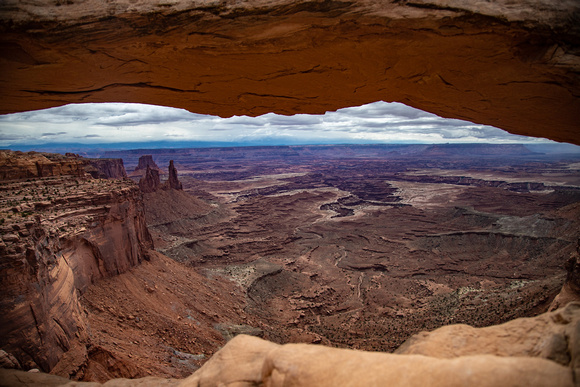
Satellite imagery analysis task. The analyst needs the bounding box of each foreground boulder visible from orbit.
[2,302,578,386]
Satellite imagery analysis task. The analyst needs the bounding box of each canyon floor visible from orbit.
[2,144,580,381]
[115,144,580,363]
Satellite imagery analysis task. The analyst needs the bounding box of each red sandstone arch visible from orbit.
[0,1,578,144]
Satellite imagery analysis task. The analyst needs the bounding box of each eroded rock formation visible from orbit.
[2,302,579,386]
[138,160,182,193]
[138,165,161,193]
[0,150,85,180]
[135,155,160,172]
[0,171,153,371]
[162,161,183,191]
[0,1,579,144]
[550,239,580,311]
[0,150,128,180]
[85,158,128,179]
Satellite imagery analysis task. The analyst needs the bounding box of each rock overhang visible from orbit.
[0,0,579,144]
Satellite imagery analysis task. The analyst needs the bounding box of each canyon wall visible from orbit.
[0,0,579,144]
[85,159,128,180]
[0,150,128,180]
[0,151,85,180]
[0,173,153,371]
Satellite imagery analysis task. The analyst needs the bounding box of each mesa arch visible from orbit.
[0,0,579,145]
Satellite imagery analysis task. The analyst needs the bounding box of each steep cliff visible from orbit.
[138,165,161,193]
[85,159,128,179]
[0,150,85,180]
[0,150,128,181]
[134,156,160,172]
[0,0,578,144]
[162,161,183,191]
[0,173,153,371]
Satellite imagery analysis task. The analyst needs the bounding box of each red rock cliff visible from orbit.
[0,0,578,144]
[0,150,85,180]
[0,174,153,371]
[85,158,128,179]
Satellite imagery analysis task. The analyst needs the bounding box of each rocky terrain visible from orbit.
[112,144,580,353]
[0,152,259,381]
[1,0,579,144]
[1,145,580,384]
[2,302,580,386]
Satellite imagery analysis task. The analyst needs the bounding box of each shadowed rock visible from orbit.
[0,1,579,144]
[139,165,161,193]
[162,160,183,191]
[135,155,160,172]
[85,158,127,179]
[550,239,580,311]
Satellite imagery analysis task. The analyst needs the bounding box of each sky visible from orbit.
[0,101,562,150]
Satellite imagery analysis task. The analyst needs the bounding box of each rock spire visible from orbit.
[139,160,182,193]
[138,165,161,193]
[163,160,183,191]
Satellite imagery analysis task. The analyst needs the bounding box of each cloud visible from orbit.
[76,134,101,138]
[0,101,558,148]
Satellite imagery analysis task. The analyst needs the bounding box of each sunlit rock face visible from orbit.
[0,0,579,144]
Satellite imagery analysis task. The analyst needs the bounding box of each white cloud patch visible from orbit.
[0,101,556,148]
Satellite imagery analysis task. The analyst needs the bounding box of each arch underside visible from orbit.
[0,1,578,144]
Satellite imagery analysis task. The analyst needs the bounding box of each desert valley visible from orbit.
[1,143,580,383]
[1,0,580,384]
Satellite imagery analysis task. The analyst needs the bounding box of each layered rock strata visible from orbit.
[162,161,183,191]
[138,160,182,193]
[0,150,85,180]
[0,1,579,144]
[0,174,153,372]
[138,165,161,193]
[0,150,128,181]
[134,155,160,172]
[84,158,128,180]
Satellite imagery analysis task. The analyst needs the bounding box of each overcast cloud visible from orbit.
[0,101,555,148]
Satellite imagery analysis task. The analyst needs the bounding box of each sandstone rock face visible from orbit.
[162,161,183,191]
[16,303,574,386]
[85,159,128,179]
[0,150,128,181]
[395,301,580,366]
[173,303,580,387]
[138,165,161,193]
[0,1,579,144]
[550,239,580,311]
[135,156,160,172]
[0,303,578,386]
[0,171,153,372]
[0,150,85,180]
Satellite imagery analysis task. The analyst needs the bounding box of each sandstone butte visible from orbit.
[0,0,579,145]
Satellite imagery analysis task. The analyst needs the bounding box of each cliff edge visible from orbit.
[0,168,152,372]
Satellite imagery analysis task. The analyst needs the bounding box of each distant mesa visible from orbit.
[138,159,183,193]
[419,144,536,157]
[134,155,160,172]
[0,150,126,181]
